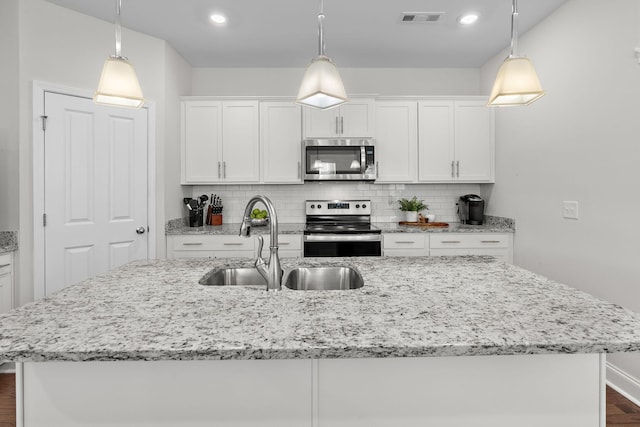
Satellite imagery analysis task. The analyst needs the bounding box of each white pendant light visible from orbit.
[488,0,544,107]
[296,0,348,110]
[94,0,144,109]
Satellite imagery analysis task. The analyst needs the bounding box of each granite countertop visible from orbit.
[0,231,18,254]
[165,215,514,236]
[1,256,639,362]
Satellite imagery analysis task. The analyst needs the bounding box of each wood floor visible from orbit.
[0,372,639,426]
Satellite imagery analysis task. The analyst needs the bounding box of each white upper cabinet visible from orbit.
[182,101,223,183]
[303,99,375,138]
[375,101,418,183]
[181,100,260,184]
[260,102,303,184]
[222,101,260,182]
[418,99,494,183]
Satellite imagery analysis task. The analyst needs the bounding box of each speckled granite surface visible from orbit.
[1,256,639,362]
[166,216,514,235]
[0,231,18,254]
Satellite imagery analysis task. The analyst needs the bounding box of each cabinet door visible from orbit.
[376,101,417,183]
[222,101,260,183]
[454,101,495,182]
[418,101,455,182]
[302,107,339,138]
[182,101,223,184]
[0,273,12,314]
[260,102,303,183]
[340,99,375,137]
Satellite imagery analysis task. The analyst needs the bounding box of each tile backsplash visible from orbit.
[189,183,481,224]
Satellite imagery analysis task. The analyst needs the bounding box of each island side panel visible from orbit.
[318,354,603,427]
[21,359,313,427]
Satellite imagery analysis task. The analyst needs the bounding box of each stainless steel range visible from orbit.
[303,200,382,257]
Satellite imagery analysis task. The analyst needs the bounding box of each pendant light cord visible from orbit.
[317,0,325,56]
[509,0,519,58]
[115,0,123,58]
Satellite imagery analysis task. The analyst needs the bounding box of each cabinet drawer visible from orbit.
[0,253,12,275]
[384,234,426,249]
[171,235,216,251]
[429,234,509,249]
[212,236,255,251]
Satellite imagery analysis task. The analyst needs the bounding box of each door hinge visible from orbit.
[41,115,48,131]
[43,213,47,227]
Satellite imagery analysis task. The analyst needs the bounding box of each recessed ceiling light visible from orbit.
[458,14,479,25]
[210,14,227,24]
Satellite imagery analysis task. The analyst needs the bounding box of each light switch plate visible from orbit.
[563,201,579,219]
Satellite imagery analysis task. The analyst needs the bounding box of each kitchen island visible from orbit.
[2,256,640,426]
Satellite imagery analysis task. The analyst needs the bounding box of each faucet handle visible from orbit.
[256,235,264,258]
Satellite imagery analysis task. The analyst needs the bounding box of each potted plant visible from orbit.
[397,196,428,222]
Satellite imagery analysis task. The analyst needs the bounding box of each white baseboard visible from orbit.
[607,361,640,407]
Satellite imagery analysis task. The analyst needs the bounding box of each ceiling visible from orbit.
[44,0,568,68]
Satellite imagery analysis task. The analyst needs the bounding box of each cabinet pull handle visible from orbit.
[218,161,221,179]
[0,263,10,268]
[335,117,339,135]
[280,242,290,246]
[297,161,301,179]
[340,116,344,134]
[451,161,455,178]
[456,160,460,178]
[441,241,461,244]
[395,241,415,244]
[376,161,379,179]
[223,161,227,179]
[481,240,501,244]
[183,243,203,246]
[223,243,244,246]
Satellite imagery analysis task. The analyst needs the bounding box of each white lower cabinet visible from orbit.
[382,234,427,257]
[167,235,254,259]
[429,233,513,263]
[166,234,302,259]
[0,253,14,314]
[258,234,302,258]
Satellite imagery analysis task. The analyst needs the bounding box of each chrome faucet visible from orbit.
[239,195,282,292]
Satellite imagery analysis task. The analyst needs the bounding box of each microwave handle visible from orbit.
[360,146,367,174]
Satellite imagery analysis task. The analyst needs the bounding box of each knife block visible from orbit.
[209,214,222,226]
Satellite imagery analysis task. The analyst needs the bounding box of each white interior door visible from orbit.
[43,92,148,296]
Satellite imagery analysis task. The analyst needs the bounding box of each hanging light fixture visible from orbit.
[488,0,544,107]
[296,0,348,110]
[94,0,144,109]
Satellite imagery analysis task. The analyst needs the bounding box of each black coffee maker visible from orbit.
[458,194,485,225]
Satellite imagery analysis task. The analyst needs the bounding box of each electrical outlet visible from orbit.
[563,201,579,220]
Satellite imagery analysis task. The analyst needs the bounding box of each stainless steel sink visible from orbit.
[199,268,267,287]
[283,267,364,291]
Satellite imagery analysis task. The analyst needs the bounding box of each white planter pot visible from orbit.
[405,211,419,222]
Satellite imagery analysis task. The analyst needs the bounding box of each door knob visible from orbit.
[136,226,146,235]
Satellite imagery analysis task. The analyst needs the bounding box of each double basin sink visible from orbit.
[199,266,364,291]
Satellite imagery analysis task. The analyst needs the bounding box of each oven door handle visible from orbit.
[304,234,382,242]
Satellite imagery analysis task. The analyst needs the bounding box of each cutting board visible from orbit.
[399,221,449,228]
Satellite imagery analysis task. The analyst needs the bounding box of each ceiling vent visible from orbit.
[400,12,444,23]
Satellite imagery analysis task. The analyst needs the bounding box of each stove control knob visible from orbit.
[362,204,367,208]
[310,204,315,209]
[355,204,360,208]
[317,204,322,209]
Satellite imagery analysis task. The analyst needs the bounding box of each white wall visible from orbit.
[0,0,20,230]
[16,0,186,303]
[161,44,192,257]
[192,67,480,96]
[479,0,640,398]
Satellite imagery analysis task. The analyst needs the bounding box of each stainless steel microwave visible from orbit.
[302,139,376,181]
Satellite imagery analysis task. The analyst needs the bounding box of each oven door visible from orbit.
[303,234,382,257]
[303,139,376,181]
